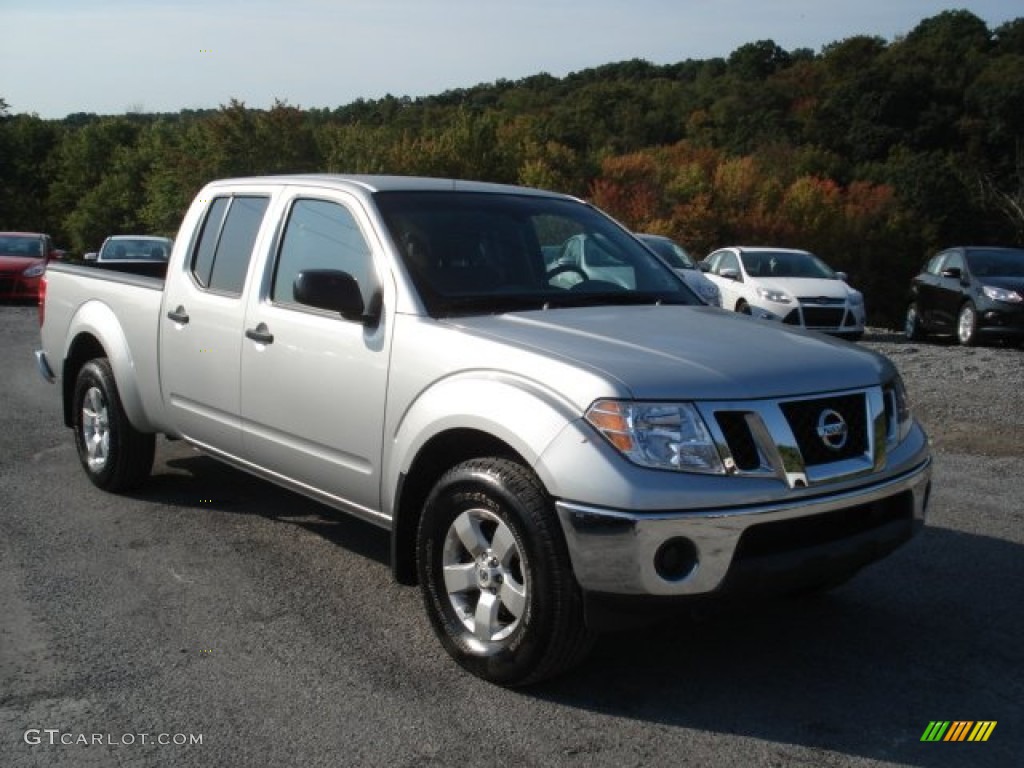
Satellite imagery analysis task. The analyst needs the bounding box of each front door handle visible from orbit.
[166,306,190,324]
[245,323,274,345]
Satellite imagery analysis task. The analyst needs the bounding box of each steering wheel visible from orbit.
[546,264,589,284]
[569,279,627,293]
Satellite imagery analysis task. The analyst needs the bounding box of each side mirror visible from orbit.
[719,267,740,281]
[835,271,848,282]
[83,252,98,262]
[293,269,381,325]
[698,262,711,273]
[940,267,962,279]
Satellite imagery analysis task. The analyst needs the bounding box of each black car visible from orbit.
[905,246,1024,345]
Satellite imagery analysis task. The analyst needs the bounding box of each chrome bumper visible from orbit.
[555,456,932,596]
[35,349,56,383]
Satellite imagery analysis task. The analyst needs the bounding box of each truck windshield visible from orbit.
[374,191,698,316]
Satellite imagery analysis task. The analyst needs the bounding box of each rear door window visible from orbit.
[191,196,269,295]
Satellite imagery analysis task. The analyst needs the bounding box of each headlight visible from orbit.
[756,287,791,304]
[585,399,725,474]
[885,375,913,445]
[22,263,46,278]
[982,285,1023,303]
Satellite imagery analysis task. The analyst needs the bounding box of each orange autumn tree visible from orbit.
[589,141,911,324]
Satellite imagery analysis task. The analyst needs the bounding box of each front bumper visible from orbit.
[749,300,866,336]
[35,349,56,383]
[555,455,931,597]
[977,302,1024,338]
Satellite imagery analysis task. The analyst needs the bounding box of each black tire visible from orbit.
[416,457,594,686]
[957,301,979,346]
[736,300,752,315]
[904,302,926,340]
[72,358,155,491]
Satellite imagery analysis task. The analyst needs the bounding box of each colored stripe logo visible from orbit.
[920,721,996,742]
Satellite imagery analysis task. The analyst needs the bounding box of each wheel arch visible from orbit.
[391,428,529,586]
[62,332,106,427]
[60,302,154,432]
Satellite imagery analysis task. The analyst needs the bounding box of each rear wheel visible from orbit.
[904,302,927,340]
[957,302,979,346]
[73,358,155,491]
[416,457,594,686]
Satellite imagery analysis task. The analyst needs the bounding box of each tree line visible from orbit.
[1,9,1021,325]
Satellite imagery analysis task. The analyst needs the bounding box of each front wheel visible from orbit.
[416,457,594,686]
[904,302,926,340]
[73,358,155,491]
[957,302,980,346]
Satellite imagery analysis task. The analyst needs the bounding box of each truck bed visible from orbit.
[40,261,171,435]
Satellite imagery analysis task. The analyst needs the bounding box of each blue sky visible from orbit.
[1,1,1019,118]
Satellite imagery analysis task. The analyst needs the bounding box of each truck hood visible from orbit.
[449,305,892,400]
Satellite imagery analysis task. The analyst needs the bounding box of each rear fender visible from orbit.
[62,300,155,432]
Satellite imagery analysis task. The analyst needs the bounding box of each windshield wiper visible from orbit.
[542,292,689,309]
[436,294,549,316]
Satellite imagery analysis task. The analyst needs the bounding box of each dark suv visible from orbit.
[905,246,1024,346]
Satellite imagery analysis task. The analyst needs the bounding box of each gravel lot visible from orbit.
[859,329,1024,458]
[3,305,1022,767]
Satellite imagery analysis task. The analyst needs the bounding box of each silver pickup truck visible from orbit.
[36,175,932,686]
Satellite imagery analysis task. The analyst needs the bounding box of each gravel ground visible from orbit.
[859,329,1024,458]
[3,306,1023,767]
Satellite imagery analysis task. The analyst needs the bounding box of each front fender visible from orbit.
[382,371,581,514]
[63,300,156,432]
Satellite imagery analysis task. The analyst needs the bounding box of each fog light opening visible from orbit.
[654,537,699,582]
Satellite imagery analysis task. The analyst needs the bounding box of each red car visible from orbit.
[0,232,58,302]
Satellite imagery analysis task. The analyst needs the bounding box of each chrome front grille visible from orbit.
[701,387,888,488]
[779,392,868,466]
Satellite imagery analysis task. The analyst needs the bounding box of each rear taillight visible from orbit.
[38,275,46,327]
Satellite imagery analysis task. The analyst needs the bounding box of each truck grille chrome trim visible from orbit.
[698,387,887,488]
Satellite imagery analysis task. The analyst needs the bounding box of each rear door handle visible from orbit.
[166,306,189,324]
[245,323,274,345]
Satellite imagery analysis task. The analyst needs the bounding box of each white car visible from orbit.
[86,235,173,264]
[702,246,865,339]
[635,234,721,307]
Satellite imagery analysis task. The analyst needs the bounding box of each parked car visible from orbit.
[635,234,721,306]
[543,232,648,291]
[84,235,174,279]
[905,246,1024,346]
[87,235,173,264]
[702,246,866,340]
[0,231,58,302]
